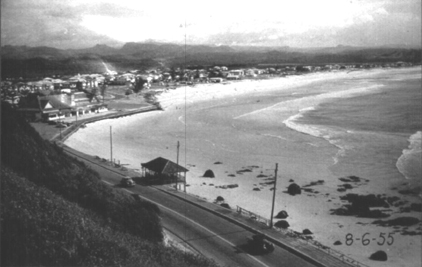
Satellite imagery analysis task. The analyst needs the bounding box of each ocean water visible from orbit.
[289,67,422,186]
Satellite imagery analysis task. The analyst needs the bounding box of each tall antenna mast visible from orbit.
[184,19,188,193]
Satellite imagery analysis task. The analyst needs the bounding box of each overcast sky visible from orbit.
[1,0,421,49]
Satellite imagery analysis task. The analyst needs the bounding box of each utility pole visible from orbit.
[269,163,278,228]
[110,126,113,166]
[59,109,62,140]
[176,141,180,191]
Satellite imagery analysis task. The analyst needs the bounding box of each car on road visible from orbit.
[247,234,275,254]
[120,176,135,187]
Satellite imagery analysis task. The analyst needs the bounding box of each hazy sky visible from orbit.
[1,0,421,49]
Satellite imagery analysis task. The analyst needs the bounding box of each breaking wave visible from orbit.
[283,107,352,165]
[396,131,422,180]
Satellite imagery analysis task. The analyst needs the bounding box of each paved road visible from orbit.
[68,148,317,267]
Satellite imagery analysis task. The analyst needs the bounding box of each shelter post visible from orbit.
[269,163,278,228]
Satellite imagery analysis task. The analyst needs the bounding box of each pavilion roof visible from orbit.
[141,157,188,174]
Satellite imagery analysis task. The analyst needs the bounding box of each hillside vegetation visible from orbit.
[1,103,218,267]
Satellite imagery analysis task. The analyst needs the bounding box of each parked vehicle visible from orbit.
[120,176,135,187]
[247,234,274,253]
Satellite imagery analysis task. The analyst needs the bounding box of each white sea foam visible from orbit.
[277,84,384,164]
[235,84,383,120]
[283,114,350,165]
[396,131,422,180]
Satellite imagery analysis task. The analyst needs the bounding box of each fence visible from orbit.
[236,205,370,267]
[236,206,270,226]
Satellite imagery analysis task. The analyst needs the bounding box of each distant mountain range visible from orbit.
[1,42,421,78]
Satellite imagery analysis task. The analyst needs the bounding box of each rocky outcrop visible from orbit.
[274,220,290,229]
[287,183,301,195]
[274,210,288,219]
[369,250,387,261]
[203,169,215,178]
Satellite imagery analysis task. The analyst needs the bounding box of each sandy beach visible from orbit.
[65,68,421,267]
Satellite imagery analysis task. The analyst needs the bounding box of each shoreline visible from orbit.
[54,105,159,142]
[62,67,421,267]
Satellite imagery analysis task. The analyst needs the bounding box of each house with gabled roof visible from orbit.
[18,91,107,121]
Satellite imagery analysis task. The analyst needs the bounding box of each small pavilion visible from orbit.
[141,157,188,184]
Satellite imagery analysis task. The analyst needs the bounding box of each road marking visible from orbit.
[119,187,271,267]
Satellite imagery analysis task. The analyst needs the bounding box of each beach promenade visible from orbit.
[62,144,361,267]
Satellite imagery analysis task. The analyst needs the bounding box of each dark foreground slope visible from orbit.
[1,103,218,267]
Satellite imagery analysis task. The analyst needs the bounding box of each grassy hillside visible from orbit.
[1,103,218,267]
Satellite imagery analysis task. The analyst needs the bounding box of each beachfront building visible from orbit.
[18,91,107,121]
[226,70,244,80]
[141,157,188,185]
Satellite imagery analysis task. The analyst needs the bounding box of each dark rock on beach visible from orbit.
[253,188,261,191]
[331,193,391,218]
[215,196,225,202]
[330,206,390,218]
[303,180,325,187]
[203,169,215,178]
[214,161,223,165]
[247,165,260,169]
[341,194,389,208]
[372,217,420,227]
[410,203,422,212]
[339,176,368,183]
[275,210,288,219]
[333,240,342,246]
[236,168,252,174]
[343,183,353,189]
[274,220,290,229]
[398,188,420,196]
[369,250,388,261]
[302,229,313,235]
[401,230,422,236]
[287,183,301,195]
[220,203,231,209]
[216,184,238,189]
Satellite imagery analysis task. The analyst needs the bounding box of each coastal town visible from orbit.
[1,61,415,126]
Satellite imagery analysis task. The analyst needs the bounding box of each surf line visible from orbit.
[233,101,283,120]
[234,84,384,120]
